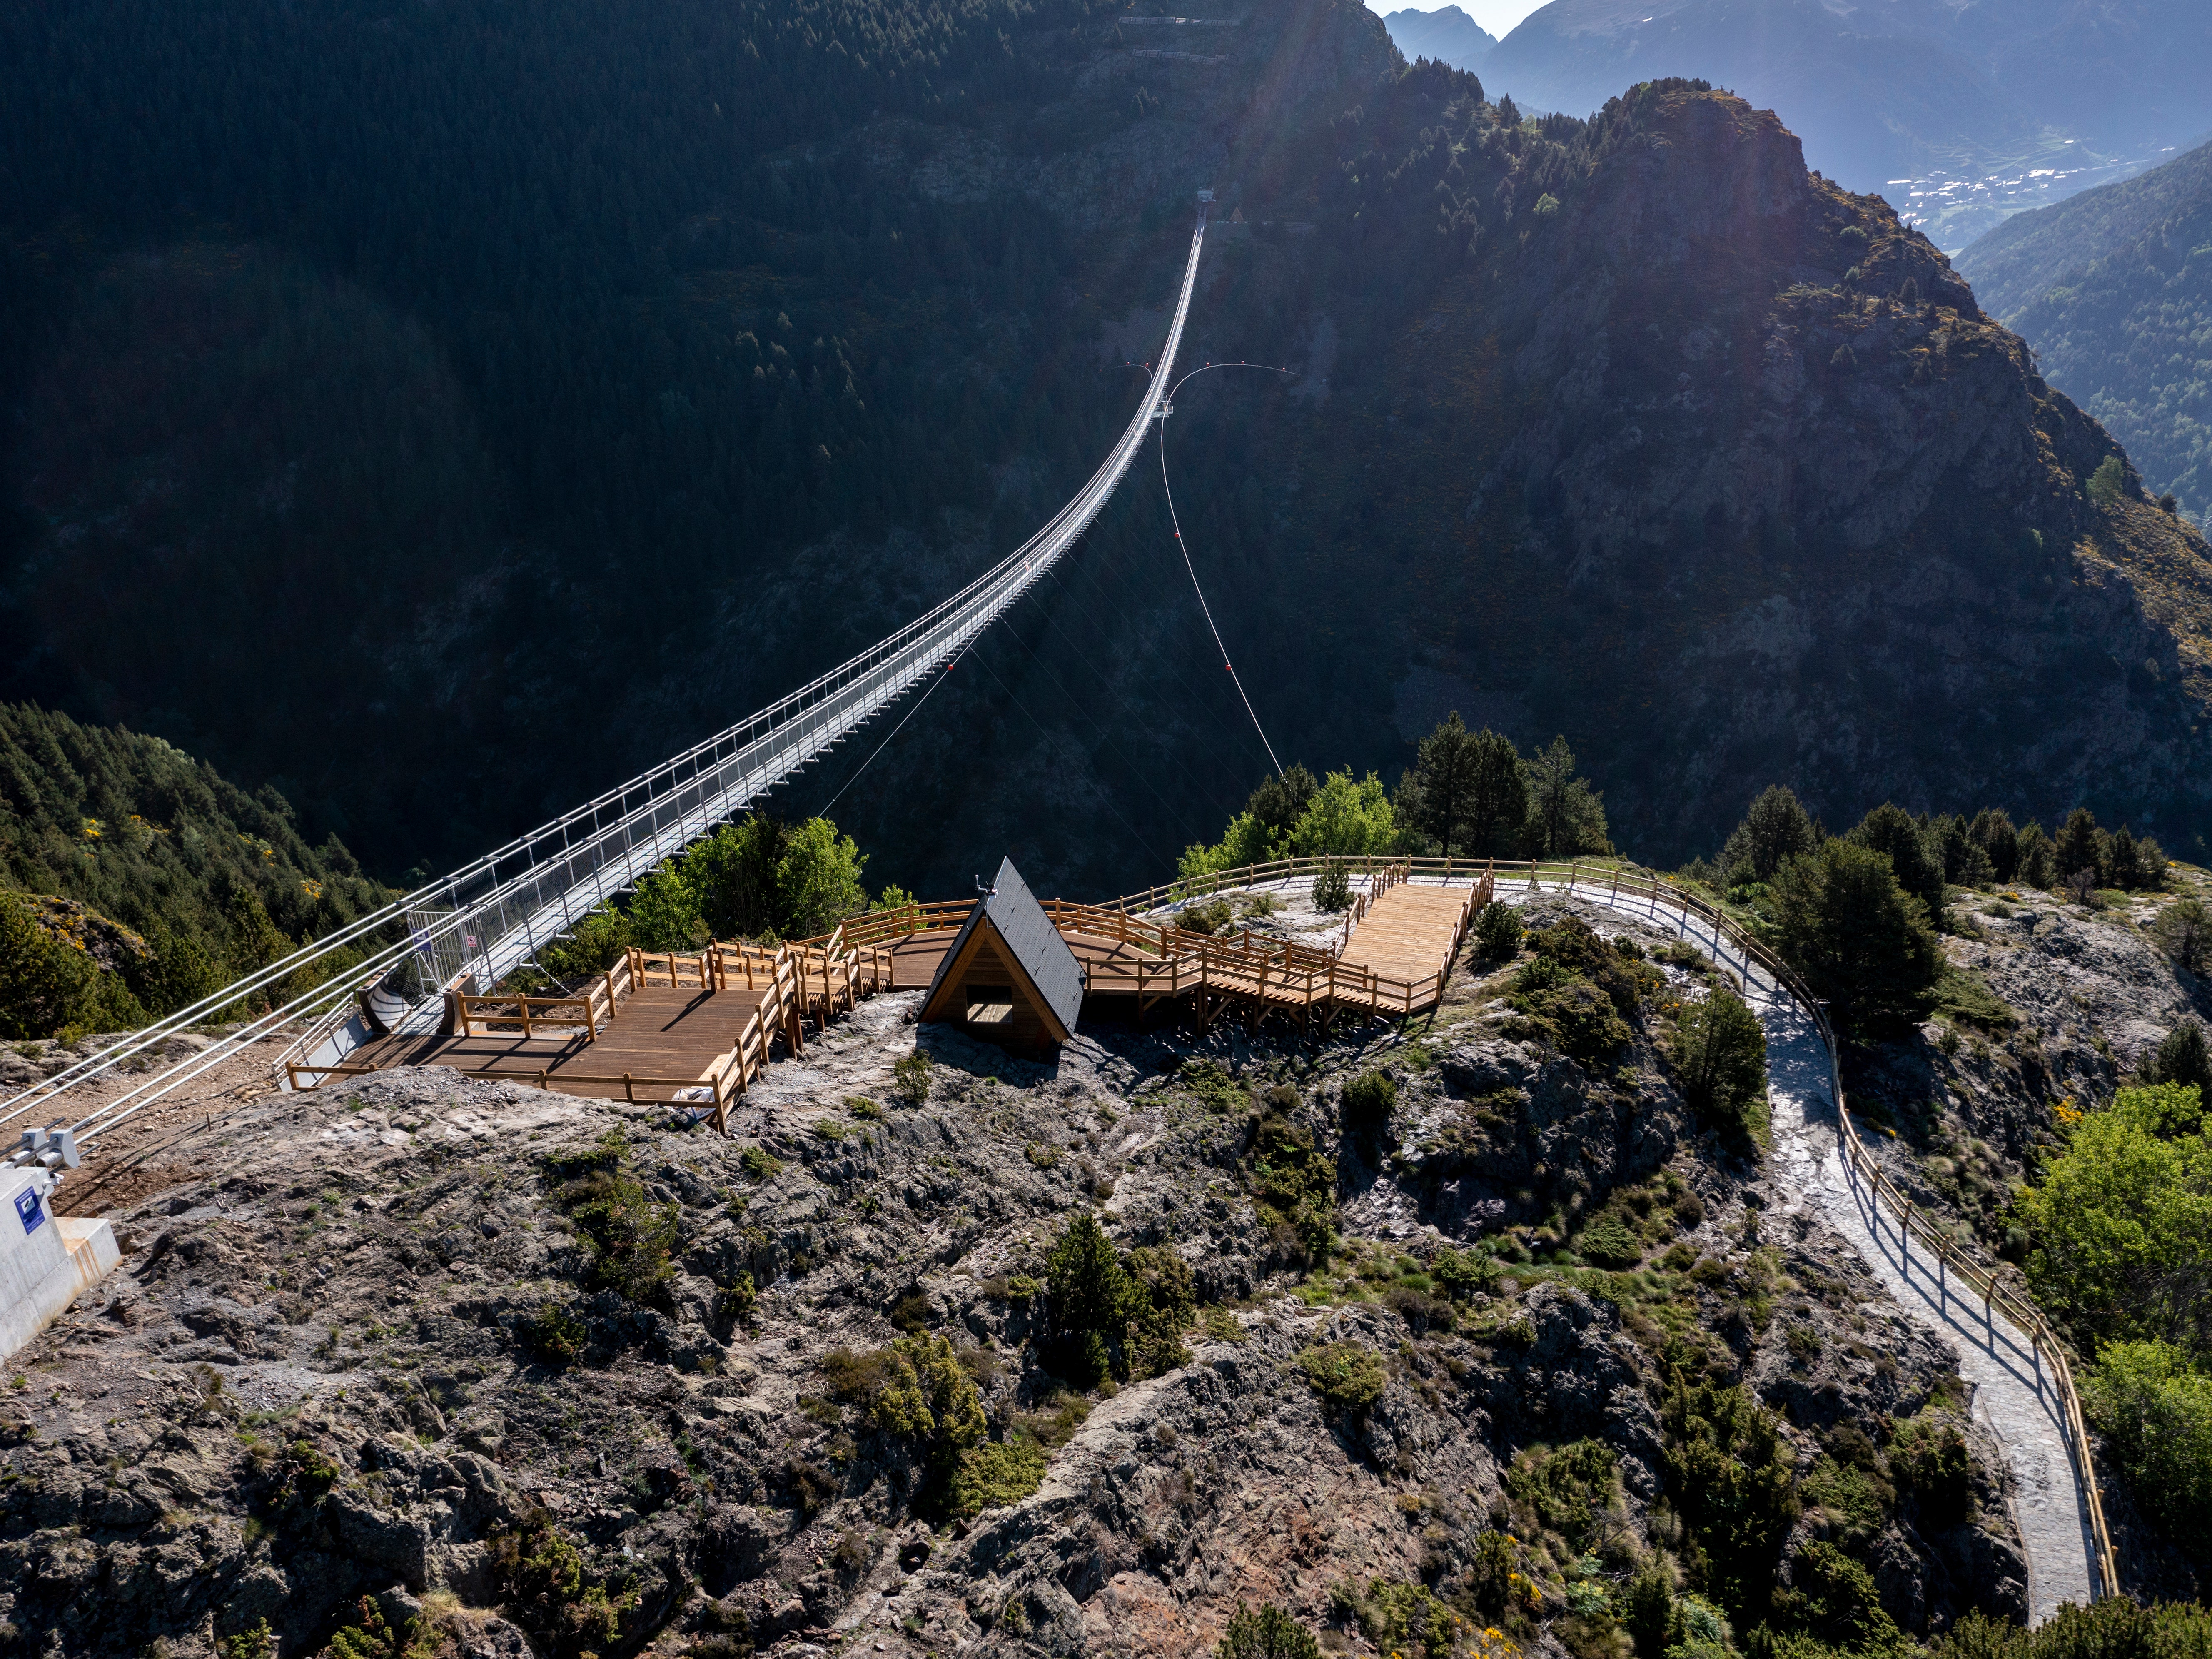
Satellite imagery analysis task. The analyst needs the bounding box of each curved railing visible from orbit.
[1097,851,2117,1596]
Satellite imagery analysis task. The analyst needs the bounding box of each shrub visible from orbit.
[1249,1108,1337,1261]
[1506,1438,1617,1549]
[1431,1245,1498,1301]
[2087,1339,2212,1541]
[1297,1341,1387,1420]
[1180,1058,1248,1113]
[1671,988,1768,1135]
[950,1436,1047,1518]
[1312,861,1352,913]
[892,1051,933,1104]
[1661,1374,1799,1619]
[1122,1245,1197,1379]
[1576,1210,1642,1268]
[1473,899,1522,960]
[526,1302,588,1365]
[713,1273,758,1327]
[1890,1420,1972,1527]
[2154,899,2211,975]
[217,1621,276,1659]
[2016,1084,2212,1354]
[1179,897,1234,936]
[1042,1212,1133,1387]
[2088,454,2128,505]
[1216,1604,1323,1659]
[739,1145,782,1181]
[551,1156,681,1308]
[1341,1070,1397,1135]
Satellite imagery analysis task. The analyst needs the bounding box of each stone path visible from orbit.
[1483,874,2101,1623]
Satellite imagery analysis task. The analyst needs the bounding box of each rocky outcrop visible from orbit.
[0,909,2035,1657]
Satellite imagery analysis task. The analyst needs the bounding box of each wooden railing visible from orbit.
[454,973,616,1040]
[1466,857,2120,1599]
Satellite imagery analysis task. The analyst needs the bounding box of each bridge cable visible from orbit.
[817,641,973,818]
[1153,360,1295,777]
[1041,556,1265,783]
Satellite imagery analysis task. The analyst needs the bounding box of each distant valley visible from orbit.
[1385,0,2212,248]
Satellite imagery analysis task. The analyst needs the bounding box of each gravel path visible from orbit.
[1487,872,2098,1622]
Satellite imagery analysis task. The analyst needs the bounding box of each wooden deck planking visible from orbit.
[1338,886,1471,984]
[348,985,769,1086]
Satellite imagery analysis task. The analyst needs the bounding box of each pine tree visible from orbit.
[1398,713,1480,859]
[1849,803,1945,918]
[2055,808,2103,889]
[1968,808,2018,883]
[1770,840,1940,1028]
[1722,785,1815,885]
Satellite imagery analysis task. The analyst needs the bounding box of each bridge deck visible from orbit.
[347,985,766,1095]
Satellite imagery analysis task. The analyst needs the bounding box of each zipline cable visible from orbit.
[1155,360,1295,777]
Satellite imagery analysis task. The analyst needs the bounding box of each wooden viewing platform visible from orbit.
[284,860,1496,1129]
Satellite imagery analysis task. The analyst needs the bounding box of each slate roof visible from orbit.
[923,855,1084,1037]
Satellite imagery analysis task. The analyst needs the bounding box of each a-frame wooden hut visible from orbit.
[920,857,1083,1053]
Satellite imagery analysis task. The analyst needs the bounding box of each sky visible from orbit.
[1366,0,1550,39]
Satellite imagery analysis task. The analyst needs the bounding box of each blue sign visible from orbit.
[14,1187,43,1235]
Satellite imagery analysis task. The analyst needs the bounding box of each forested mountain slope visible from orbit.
[1958,138,2212,529]
[0,706,388,1037]
[2,0,2209,899]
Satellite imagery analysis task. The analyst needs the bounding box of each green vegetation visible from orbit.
[600,812,885,953]
[1768,839,1939,1030]
[1038,1212,1196,1388]
[892,1052,934,1105]
[524,1302,588,1367]
[1670,988,1768,1140]
[1501,916,1656,1063]
[1294,1341,1387,1421]
[1248,1088,1338,1262]
[324,1598,438,1659]
[1505,1439,1618,1550]
[2015,1080,2212,1561]
[1215,1604,1323,1659]
[546,1132,681,1309]
[1473,900,1523,960]
[947,1435,1047,1519]
[1934,1600,2212,1659]
[1180,720,1610,881]
[0,706,387,1037]
[489,1509,636,1658]
[2145,1022,2212,1098]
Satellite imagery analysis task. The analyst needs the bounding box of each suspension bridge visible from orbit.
[0,205,1216,1155]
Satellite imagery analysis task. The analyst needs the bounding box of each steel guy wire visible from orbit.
[1154,359,1295,777]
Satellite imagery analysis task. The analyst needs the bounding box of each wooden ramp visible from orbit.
[1337,882,1476,994]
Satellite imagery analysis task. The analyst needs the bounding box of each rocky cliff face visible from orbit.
[0,896,2027,1658]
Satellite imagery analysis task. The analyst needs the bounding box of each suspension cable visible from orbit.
[1155,360,1295,777]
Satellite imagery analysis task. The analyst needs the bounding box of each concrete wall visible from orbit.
[0,1169,119,1362]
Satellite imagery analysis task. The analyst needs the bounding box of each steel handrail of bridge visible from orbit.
[2,210,1212,1145]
